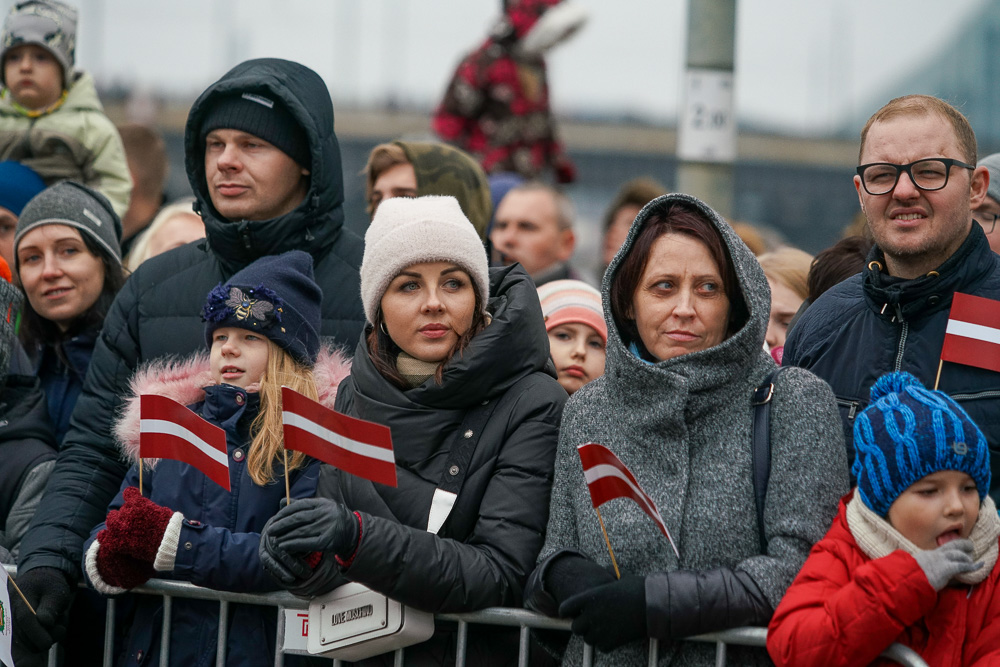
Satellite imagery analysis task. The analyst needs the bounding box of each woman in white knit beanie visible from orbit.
[260,195,567,664]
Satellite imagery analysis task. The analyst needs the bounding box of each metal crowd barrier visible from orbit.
[3,567,929,667]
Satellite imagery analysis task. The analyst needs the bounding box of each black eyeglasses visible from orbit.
[856,158,975,196]
[976,212,999,234]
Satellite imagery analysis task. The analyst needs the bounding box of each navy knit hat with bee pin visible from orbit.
[201,250,322,365]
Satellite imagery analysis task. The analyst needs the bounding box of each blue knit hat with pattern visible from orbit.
[852,371,990,516]
[201,250,321,365]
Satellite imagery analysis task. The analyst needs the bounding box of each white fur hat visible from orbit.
[361,195,489,324]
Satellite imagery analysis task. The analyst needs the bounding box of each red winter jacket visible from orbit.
[767,494,1000,667]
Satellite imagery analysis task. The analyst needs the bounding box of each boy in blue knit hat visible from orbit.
[767,371,1000,666]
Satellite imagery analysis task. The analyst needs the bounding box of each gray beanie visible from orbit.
[14,181,122,273]
[1,0,77,89]
[979,152,1000,205]
[361,195,489,325]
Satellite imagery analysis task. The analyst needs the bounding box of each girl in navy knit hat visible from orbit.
[767,371,1000,666]
[79,250,351,666]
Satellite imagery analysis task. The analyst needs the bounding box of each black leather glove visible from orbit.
[10,567,74,652]
[546,553,618,609]
[265,498,360,558]
[560,575,647,652]
[287,553,345,599]
[259,513,314,586]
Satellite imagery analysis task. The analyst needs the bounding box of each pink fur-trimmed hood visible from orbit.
[115,346,352,464]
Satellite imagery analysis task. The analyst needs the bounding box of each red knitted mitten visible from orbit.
[94,530,156,590]
[103,487,176,563]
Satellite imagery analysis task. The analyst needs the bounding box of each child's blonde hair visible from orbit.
[246,338,318,486]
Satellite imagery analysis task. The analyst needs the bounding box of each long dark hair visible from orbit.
[19,229,128,347]
[609,201,747,353]
[366,274,490,391]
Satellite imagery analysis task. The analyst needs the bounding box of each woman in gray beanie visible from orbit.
[524,194,849,666]
[260,195,566,664]
[14,181,126,444]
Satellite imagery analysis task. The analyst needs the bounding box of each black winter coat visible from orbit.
[317,265,566,664]
[784,223,1000,502]
[18,58,366,578]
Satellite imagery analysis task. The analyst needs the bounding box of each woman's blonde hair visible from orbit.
[246,339,318,486]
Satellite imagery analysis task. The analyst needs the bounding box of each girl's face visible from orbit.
[380,262,477,363]
[17,223,106,332]
[547,322,606,394]
[886,470,980,551]
[210,327,270,388]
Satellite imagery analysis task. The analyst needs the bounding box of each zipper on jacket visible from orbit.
[893,321,909,372]
[836,398,859,420]
[238,221,253,251]
[950,389,1000,401]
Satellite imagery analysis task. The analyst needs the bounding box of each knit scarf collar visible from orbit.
[4,88,68,118]
[846,493,1000,585]
[395,351,438,388]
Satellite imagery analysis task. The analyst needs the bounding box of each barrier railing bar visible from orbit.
[715,640,726,667]
[518,625,529,667]
[648,638,658,666]
[216,599,228,666]
[103,597,115,667]
[0,567,930,667]
[159,594,171,667]
[274,607,285,667]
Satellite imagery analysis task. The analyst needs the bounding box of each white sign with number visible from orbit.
[678,69,736,163]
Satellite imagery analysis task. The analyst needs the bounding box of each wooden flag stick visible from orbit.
[139,458,143,496]
[7,572,36,615]
[283,449,291,506]
[933,358,944,391]
[595,507,621,580]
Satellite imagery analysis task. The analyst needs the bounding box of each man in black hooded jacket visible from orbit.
[11,58,366,655]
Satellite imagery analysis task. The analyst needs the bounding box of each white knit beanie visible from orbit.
[361,196,489,324]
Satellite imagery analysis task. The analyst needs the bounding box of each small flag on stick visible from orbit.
[282,387,397,487]
[1,567,16,667]
[577,443,679,559]
[940,292,1000,375]
[140,395,230,491]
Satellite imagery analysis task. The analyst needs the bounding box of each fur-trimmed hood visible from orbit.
[115,346,351,464]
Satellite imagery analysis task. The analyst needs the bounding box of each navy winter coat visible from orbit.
[783,223,1000,502]
[20,58,366,580]
[83,384,319,667]
[33,328,97,446]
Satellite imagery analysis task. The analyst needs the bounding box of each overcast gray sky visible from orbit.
[5,0,988,133]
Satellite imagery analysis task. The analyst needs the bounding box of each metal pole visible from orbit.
[676,0,738,217]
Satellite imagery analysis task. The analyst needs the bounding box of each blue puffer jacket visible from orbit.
[34,328,97,446]
[783,223,1000,502]
[83,383,320,667]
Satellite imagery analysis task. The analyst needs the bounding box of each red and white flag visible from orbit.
[140,395,230,491]
[940,292,1000,374]
[577,442,679,558]
[281,387,397,487]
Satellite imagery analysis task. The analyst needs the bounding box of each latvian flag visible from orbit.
[140,395,230,491]
[281,387,397,487]
[577,442,679,558]
[940,292,1000,373]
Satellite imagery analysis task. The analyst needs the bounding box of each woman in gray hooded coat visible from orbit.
[525,193,849,666]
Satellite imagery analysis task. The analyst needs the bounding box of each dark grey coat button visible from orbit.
[449,465,460,476]
[184,542,193,550]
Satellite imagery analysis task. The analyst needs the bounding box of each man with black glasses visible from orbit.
[975,152,1000,255]
[783,94,1000,503]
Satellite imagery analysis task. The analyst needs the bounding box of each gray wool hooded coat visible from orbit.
[527,194,849,666]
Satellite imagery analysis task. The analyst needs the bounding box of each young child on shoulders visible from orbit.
[537,279,606,395]
[767,371,1000,667]
[0,0,131,217]
[82,250,350,666]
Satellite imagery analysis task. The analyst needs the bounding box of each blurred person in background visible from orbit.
[788,235,874,328]
[0,159,45,269]
[729,220,769,256]
[491,181,582,285]
[433,0,586,183]
[974,152,1000,254]
[600,178,666,278]
[757,246,812,363]
[116,123,168,256]
[362,139,492,242]
[124,197,204,271]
